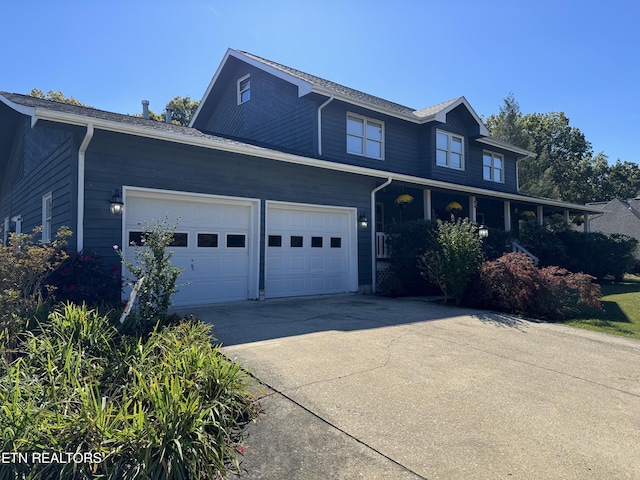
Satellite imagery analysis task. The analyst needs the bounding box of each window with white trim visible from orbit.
[237,74,250,104]
[42,192,52,242]
[483,151,504,183]
[347,113,384,160]
[436,130,464,169]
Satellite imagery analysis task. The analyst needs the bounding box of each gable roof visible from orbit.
[587,198,640,242]
[191,49,490,137]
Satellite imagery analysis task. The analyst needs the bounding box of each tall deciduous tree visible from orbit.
[29,88,91,107]
[484,95,640,203]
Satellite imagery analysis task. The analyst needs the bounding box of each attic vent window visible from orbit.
[238,74,251,104]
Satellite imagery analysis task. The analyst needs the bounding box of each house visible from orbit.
[587,198,640,259]
[0,48,603,306]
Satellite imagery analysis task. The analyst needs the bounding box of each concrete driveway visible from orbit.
[188,294,640,480]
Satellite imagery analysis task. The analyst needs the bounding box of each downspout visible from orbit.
[77,124,94,252]
[317,95,334,156]
[371,177,393,294]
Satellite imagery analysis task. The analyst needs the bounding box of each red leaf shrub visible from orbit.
[478,253,602,320]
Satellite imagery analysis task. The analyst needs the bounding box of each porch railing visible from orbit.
[511,241,539,266]
[376,232,390,259]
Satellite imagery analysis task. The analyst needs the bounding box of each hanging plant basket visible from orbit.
[395,194,414,206]
[445,201,462,213]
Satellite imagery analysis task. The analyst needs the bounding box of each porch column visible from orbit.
[537,205,544,225]
[584,213,590,233]
[423,189,432,220]
[503,200,511,232]
[564,209,570,225]
[469,196,477,223]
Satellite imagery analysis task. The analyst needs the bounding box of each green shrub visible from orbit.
[0,226,70,354]
[0,304,259,480]
[115,218,183,328]
[477,253,602,319]
[418,217,484,305]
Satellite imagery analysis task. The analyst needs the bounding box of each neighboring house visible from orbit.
[0,48,602,305]
[587,198,640,259]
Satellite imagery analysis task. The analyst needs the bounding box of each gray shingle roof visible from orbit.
[238,50,420,117]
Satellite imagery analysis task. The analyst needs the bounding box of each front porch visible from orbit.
[372,183,594,289]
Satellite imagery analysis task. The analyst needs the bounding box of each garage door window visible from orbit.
[226,234,246,248]
[197,233,218,248]
[331,237,342,248]
[169,233,188,247]
[311,236,323,248]
[268,235,282,247]
[291,236,303,247]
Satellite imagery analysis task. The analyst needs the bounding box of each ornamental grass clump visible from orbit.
[0,304,259,480]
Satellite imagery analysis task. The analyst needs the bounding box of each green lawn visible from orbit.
[567,275,640,339]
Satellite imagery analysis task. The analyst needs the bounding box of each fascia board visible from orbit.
[31,107,599,214]
[476,137,536,158]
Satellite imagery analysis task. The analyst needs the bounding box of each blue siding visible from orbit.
[0,119,75,245]
[202,63,317,156]
[321,101,422,176]
[83,131,378,288]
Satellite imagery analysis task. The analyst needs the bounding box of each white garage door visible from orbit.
[265,202,358,298]
[124,188,259,306]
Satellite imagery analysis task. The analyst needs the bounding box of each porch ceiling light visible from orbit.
[110,189,124,216]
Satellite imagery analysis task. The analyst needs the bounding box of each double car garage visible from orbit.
[123,188,359,306]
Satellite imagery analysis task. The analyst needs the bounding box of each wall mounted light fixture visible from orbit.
[110,189,124,215]
[358,214,369,229]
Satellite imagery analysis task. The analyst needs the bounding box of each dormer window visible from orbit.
[436,130,464,170]
[347,113,384,160]
[483,151,504,183]
[238,74,250,104]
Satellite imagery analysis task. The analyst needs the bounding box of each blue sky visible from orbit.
[2,0,638,163]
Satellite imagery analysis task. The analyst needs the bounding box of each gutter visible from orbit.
[370,178,392,294]
[77,124,94,251]
[317,95,333,156]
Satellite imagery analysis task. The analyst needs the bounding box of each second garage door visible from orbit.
[265,202,358,298]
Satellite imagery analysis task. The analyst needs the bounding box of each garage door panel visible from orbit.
[265,203,356,298]
[125,190,256,306]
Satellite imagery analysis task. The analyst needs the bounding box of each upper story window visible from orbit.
[42,192,52,242]
[237,74,250,104]
[347,113,384,160]
[436,130,464,170]
[483,151,504,183]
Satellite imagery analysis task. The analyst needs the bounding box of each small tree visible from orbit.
[115,219,183,323]
[418,217,484,304]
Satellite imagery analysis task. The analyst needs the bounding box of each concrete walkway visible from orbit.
[187,294,640,480]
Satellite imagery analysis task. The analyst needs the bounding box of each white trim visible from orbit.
[265,200,358,296]
[346,112,385,160]
[42,191,52,243]
[476,137,535,158]
[237,74,251,105]
[123,186,261,301]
